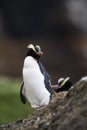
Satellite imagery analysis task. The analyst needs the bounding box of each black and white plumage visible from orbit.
[20,44,54,109]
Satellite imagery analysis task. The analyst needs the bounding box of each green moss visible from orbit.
[0,78,33,125]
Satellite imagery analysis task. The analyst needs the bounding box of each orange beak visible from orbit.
[37,50,43,57]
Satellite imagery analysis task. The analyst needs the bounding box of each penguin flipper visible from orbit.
[20,82,26,104]
[38,62,54,95]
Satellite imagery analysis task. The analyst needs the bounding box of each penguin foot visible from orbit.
[55,77,73,93]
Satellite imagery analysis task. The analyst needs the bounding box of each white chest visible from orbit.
[23,56,50,108]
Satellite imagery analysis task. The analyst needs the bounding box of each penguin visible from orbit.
[51,77,73,92]
[20,44,54,110]
[56,77,73,92]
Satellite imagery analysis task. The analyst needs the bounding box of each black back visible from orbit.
[38,61,54,95]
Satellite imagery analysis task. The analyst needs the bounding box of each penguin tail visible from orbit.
[20,82,26,104]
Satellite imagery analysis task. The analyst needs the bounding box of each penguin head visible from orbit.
[26,44,43,60]
[58,77,73,91]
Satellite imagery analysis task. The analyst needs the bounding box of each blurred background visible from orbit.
[0,0,87,125]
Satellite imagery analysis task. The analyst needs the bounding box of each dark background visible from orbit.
[0,0,87,83]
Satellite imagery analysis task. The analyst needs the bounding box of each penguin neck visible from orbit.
[26,49,40,60]
[24,56,38,68]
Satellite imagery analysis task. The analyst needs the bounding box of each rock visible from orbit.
[0,77,87,130]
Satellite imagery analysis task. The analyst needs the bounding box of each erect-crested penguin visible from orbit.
[20,44,54,110]
[51,77,73,92]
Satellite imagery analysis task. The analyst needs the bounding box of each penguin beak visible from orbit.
[37,50,43,56]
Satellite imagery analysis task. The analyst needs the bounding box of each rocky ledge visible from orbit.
[0,76,87,130]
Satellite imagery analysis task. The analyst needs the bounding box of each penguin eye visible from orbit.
[35,45,41,52]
